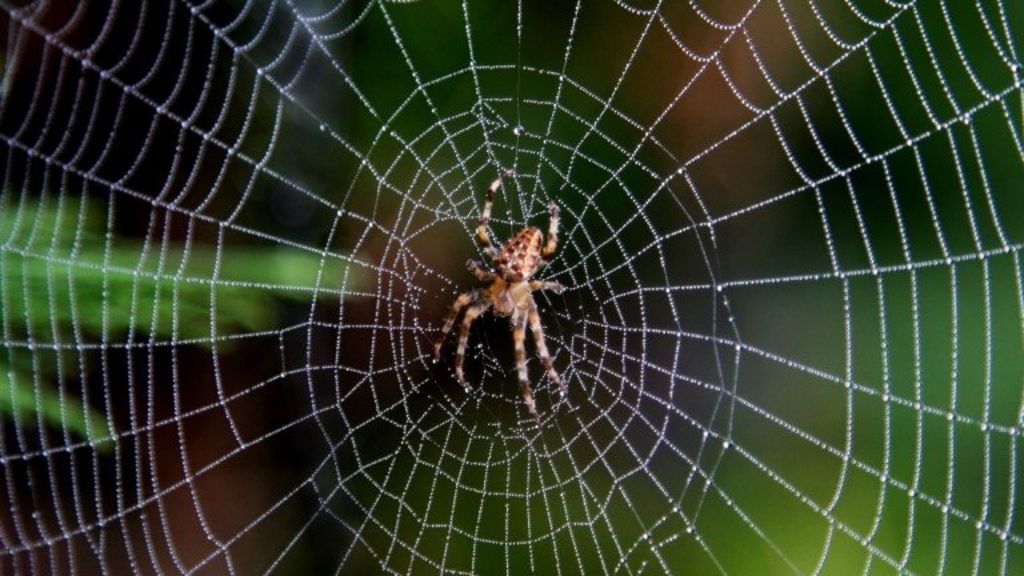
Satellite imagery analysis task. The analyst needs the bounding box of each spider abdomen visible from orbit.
[496,226,543,282]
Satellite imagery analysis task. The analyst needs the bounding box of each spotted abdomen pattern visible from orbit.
[496,227,543,282]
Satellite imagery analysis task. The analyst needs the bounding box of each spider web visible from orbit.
[0,0,1022,574]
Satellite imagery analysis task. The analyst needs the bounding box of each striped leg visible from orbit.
[434,292,474,359]
[454,304,487,387]
[529,280,564,293]
[514,314,541,426]
[467,259,495,282]
[542,201,559,259]
[476,172,507,257]
[528,297,564,398]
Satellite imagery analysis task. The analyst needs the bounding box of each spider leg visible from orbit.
[528,297,565,398]
[476,172,507,258]
[434,291,475,359]
[467,259,495,282]
[513,313,541,426]
[541,201,559,260]
[529,280,564,293]
[454,303,488,388]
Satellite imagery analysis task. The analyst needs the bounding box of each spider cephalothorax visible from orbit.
[434,170,564,425]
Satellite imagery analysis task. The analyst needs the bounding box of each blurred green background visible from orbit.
[0,1,1021,574]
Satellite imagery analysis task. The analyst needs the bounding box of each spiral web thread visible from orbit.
[0,0,1022,574]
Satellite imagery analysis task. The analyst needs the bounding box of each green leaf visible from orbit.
[0,195,362,450]
[0,365,114,453]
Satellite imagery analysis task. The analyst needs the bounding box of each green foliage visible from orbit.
[0,371,114,450]
[0,195,356,450]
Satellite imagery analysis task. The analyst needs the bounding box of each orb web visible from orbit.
[0,1,1022,574]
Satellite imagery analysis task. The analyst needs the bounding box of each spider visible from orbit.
[434,169,565,425]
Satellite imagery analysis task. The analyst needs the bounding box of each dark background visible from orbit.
[0,1,1021,574]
